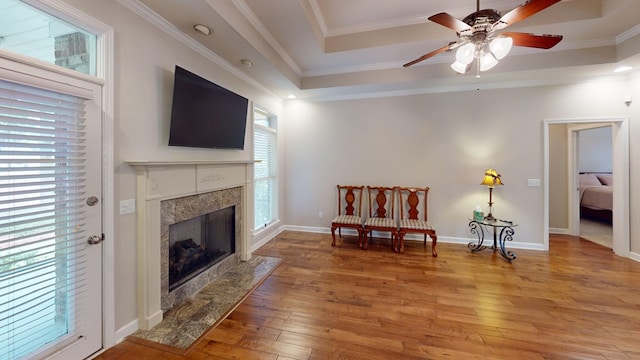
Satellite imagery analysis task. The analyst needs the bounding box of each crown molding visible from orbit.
[307,0,328,37]
[616,23,640,44]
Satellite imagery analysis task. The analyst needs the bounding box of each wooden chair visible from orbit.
[363,186,398,250]
[397,186,437,256]
[331,185,365,248]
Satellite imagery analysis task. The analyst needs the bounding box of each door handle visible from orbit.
[87,234,104,245]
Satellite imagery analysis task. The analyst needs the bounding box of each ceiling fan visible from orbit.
[403,0,563,74]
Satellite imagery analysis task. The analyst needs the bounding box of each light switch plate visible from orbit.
[119,199,136,215]
[527,179,541,187]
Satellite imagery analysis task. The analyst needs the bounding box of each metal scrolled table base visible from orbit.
[468,219,517,262]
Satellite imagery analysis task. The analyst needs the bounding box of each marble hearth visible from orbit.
[128,161,253,330]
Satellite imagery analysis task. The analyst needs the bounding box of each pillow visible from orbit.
[579,173,601,186]
[596,174,613,186]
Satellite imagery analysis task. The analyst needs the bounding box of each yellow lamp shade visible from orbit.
[481,168,503,187]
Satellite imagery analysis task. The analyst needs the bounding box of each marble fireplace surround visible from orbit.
[128,160,253,330]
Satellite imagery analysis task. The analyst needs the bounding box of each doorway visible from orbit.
[544,117,630,257]
[572,125,613,248]
[0,0,115,358]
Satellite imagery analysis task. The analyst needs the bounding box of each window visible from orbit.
[253,107,277,230]
[0,0,97,76]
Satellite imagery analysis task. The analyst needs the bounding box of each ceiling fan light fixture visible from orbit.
[451,60,468,74]
[479,52,498,71]
[456,42,476,65]
[489,36,513,60]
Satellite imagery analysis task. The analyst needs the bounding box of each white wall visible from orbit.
[284,78,631,248]
[578,126,613,173]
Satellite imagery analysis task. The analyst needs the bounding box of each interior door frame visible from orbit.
[543,117,630,257]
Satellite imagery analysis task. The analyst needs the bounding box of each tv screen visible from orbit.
[169,65,248,150]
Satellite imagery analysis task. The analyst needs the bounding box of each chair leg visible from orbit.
[397,232,405,254]
[362,229,370,250]
[331,226,337,246]
[431,233,438,257]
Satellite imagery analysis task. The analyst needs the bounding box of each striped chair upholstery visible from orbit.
[331,185,365,248]
[363,186,398,251]
[398,219,434,231]
[365,217,395,228]
[397,186,437,256]
[332,214,362,225]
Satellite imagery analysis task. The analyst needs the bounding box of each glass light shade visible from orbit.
[490,36,513,60]
[451,60,467,74]
[479,52,499,71]
[455,43,475,65]
[481,168,503,187]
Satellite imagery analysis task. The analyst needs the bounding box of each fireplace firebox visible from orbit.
[168,206,235,291]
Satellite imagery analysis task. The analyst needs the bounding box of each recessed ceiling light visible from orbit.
[614,65,632,73]
[287,94,296,99]
[239,59,254,68]
[193,24,212,36]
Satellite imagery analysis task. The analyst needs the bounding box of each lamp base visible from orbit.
[484,213,496,221]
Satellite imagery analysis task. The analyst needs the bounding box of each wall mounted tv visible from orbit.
[169,65,248,150]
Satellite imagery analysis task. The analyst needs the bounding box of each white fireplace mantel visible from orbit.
[128,160,254,330]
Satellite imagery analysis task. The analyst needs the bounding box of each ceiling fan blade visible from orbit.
[494,0,561,30]
[501,32,563,49]
[403,43,457,67]
[429,12,472,33]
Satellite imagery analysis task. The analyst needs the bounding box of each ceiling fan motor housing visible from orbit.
[462,9,501,26]
[460,9,501,45]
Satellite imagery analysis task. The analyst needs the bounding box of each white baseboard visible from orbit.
[283,224,332,234]
[549,227,571,235]
[282,226,546,251]
[251,221,285,253]
[114,318,138,344]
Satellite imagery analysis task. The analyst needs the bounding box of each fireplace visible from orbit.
[129,160,252,330]
[160,186,243,312]
[168,206,235,291]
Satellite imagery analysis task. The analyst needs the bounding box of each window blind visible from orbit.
[0,79,88,359]
[254,109,277,230]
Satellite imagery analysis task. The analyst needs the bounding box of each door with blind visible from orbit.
[0,60,103,359]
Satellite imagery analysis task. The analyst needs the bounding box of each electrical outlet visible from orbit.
[119,199,136,215]
[527,179,541,187]
[318,211,324,218]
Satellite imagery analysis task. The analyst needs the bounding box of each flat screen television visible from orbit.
[168,65,248,150]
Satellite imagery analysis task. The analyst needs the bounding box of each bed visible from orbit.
[578,173,612,223]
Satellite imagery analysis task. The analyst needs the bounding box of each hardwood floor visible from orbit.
[95,232,640,359]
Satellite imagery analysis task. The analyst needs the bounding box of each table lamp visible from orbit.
[480,168,503,221]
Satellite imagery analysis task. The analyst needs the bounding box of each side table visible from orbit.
[468,218,517,261]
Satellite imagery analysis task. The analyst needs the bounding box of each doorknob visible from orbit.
[87,234,104,245]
